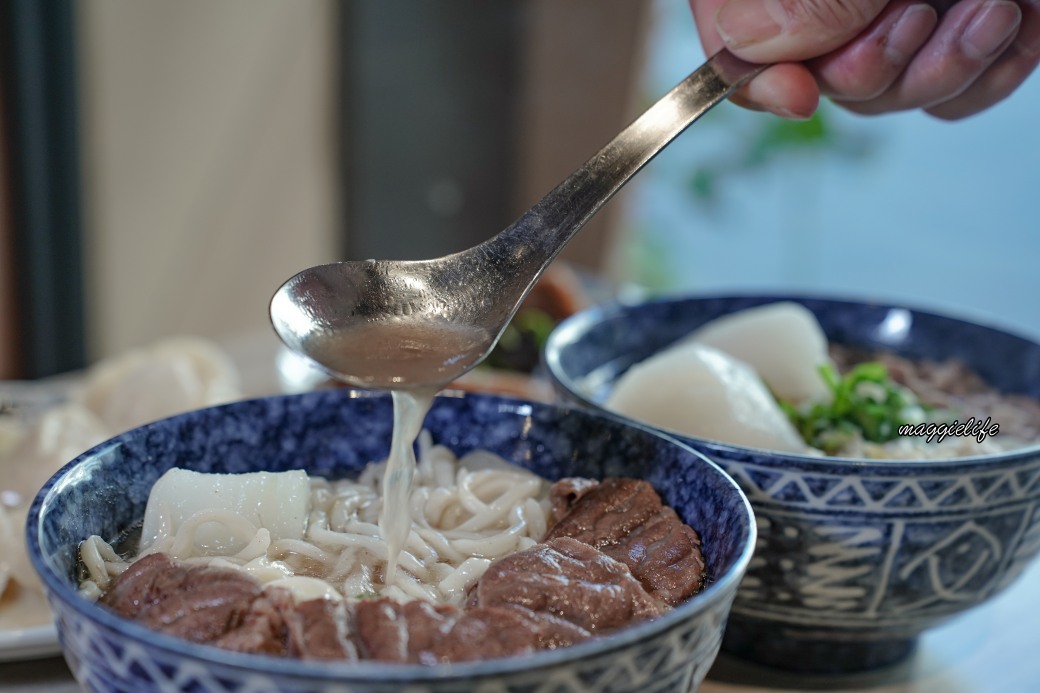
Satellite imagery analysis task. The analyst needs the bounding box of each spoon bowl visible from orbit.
[269,257,499,389]
[271,51,765,389]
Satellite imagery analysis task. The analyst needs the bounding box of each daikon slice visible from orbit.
[689,302,833,403]
[140,468,310,556]
[606,341,808,453]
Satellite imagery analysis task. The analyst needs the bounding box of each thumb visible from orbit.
[715,0,890,61]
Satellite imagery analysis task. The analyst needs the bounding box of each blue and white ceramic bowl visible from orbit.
[545,293,1040,673]
[27,389,754,693]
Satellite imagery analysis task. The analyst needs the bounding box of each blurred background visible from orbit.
[1,0,1037,381]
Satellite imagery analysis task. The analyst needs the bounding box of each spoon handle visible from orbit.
[488,50,765,284]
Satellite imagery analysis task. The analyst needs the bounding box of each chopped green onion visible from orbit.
[781,362,926,455]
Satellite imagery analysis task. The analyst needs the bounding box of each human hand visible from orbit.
[689,0,1040,120]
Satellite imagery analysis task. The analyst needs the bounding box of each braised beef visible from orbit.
[546,478,662,545]
[548,477,600,524]
[474,536,661,631]
[545,478,705,605]
[354,598,450,663]
[99,553,352,658]
[442,606,588,661]
[284,597,358,661]
[100,553,279,649]
[213,589,290,656]
[601,505,706,606]
[354,598,585,664]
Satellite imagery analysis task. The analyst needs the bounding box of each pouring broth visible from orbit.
[305,321,491,389]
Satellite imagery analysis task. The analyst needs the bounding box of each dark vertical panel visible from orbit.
[0,0,85,377]
[0,53,22,379]
[340,0,523,261]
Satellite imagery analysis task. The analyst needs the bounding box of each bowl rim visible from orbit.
[27,388,757,682]
[544,290,1040,469]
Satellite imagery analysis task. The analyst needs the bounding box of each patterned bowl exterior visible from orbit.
[545,293,1040,672]
[27,389,755,693]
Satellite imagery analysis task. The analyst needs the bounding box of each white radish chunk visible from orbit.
[606,342,809,453]
[689,302,833,403]
[140,468,310,555]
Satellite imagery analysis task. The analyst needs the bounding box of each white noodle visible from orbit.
[79,437,549,607]
[269,537,333,566]
[523,498,548,540]
[232,528,271,562]
[79,534,124,591]
[437,557,491,601]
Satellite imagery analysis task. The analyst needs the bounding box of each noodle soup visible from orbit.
[29,389,755,691]
[80,432,552,608]
[66,391,728,668]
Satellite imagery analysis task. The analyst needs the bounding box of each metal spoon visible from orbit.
[270,50,765,390]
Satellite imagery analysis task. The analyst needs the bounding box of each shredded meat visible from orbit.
[830,344,1040,443]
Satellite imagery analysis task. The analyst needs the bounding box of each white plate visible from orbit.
[0,624,60,662]
[1,378,70,664]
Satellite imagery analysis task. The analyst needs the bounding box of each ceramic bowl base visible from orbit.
[721,619,917,673]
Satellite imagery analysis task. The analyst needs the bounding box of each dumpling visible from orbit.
[76,337,242,433]
[605,341,809,453]
[688,302,833,403]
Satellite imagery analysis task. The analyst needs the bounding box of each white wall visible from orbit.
[78,0,339,360]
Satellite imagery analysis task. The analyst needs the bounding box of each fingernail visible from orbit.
[716,0,784,48]
[772,106,813,121]
[961,0,1021,61]
[885,5,937,65]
